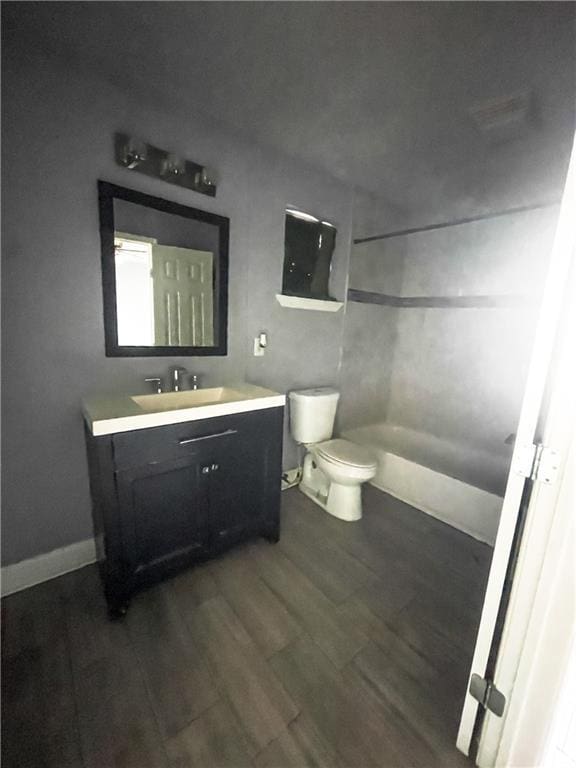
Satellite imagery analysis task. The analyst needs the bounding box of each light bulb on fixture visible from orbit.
[160,153,186,177]
[120,138,147,169]
[195,167,217,188]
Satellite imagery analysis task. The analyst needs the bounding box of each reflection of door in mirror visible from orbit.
[152,246,213,346]
[114,233,213,347]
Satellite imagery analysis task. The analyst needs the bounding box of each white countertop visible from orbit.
[83,383,286,436]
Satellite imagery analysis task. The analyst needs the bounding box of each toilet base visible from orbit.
[298,480,362,522]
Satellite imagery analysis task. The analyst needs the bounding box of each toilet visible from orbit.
[289,388,377,521]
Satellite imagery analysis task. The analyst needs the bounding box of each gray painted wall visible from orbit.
[338,196,406,431]
[340,206,559,469]
[2,30,566,567]
[1,46,353,565]
[385,208,558,452]
[337,302,399,431]
[338,237,404,431]
[114,199,221,254]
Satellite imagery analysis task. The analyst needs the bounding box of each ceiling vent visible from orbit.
[469,89,535,143]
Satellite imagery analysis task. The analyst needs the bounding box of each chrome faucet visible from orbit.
[169,366,188,392]
[144,377,163,394]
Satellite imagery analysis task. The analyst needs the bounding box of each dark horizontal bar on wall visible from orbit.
[353,200,559,245]
[347,288,533,309]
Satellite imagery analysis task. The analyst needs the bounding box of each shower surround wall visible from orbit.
[338,238,403,429]
[340,206,559,494]
[337,191,407,431]
[2,44,353,567]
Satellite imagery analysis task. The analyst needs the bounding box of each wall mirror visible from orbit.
[98,181,229,356]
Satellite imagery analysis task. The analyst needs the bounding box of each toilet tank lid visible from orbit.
[289,387,340,402]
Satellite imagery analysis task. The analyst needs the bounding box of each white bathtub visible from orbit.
[342,423,512,545]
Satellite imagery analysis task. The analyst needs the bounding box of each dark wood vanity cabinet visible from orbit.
[85,407,283,616]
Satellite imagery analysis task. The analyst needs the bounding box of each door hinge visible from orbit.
[514,443,560,485]
[469,673,506,717]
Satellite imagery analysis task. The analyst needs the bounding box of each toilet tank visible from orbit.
[289,388,340,444]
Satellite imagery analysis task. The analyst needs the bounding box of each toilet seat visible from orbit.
[315,439,377,469]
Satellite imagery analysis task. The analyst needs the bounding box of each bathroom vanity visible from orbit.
[83,385,284,617]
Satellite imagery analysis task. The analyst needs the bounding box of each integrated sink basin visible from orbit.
[131,386,248,412]
[83,383,285,436]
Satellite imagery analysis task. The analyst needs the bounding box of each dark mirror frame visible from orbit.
[98,181,229,357]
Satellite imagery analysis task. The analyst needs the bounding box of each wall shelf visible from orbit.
[275,294,343,312]
[347,288,532,309]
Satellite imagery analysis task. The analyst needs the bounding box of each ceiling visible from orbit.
[4,2,576,222]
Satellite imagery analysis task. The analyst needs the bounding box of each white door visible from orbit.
[152,245,214,347]
[457,134,576,759]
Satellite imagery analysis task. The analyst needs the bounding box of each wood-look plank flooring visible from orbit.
[1,486,492,767]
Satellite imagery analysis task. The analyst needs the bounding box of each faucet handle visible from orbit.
[144,377,162,394]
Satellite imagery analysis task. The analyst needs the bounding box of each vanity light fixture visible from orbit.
[115,132,217,197]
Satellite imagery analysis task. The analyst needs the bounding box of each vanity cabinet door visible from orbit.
[207,412,282,548]
[208,439,266,549]
[116,453,210,588]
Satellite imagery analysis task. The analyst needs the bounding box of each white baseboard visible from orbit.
[1,538,97,597]
[1,470,301,597]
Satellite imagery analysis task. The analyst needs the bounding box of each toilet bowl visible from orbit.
[300,439,376,522]
[315,439,377,484]
[289,389,377,522]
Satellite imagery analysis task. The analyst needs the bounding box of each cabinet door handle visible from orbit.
[178,429,237,446]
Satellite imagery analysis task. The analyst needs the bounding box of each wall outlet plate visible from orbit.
[281,467,301,490]
[253,337,265,356]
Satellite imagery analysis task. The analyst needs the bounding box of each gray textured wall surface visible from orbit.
[385,208,558,451]
[338,236,405,430]
[114,199,221,254]
[2,17,569,567]
[340,206,559,461]
[337,302,399,431]
[1,47,353,565]
[338,197,407,430]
